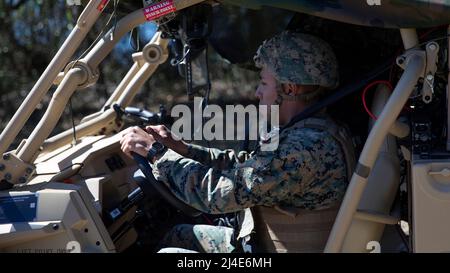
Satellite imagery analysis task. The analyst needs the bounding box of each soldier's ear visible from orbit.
[283,83,302,96]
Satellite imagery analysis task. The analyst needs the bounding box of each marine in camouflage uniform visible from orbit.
[153,31,347,253]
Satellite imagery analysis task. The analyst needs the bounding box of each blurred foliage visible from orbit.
[0,0,259,149]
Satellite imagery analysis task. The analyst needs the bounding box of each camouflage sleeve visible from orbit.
[184,143,248,170]
[152,128,346,214]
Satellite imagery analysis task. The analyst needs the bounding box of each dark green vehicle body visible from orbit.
[222,0,450,28]
[99,0,450,28]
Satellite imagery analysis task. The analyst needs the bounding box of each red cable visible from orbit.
[362,80,394,120]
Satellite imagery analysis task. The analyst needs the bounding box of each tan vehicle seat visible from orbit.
[252,114,355,253]
[253,205,339,253]
[252,85,401,253]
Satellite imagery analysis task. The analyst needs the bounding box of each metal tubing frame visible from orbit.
[117,63,157,106]
[42,32,168,152]
[14,8,151,163]
[102,62,142,110]
[41,61,142,151]
[324,52,425,252]
[82,11,146,69]
[0,0,109,156]
[1,0,205,162]
[83,0,205,69]
[13,4,179,162]
[354,210,399,226]
[117,62,161,107]
[42,108,117,153]
[400,29,419,50]
[78,59,143,125]
[17,68,87,162]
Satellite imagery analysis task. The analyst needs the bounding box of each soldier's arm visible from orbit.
[146,125,248,170]
[151,144,300,214]
[151,135,344,214]
[183,143,249,170]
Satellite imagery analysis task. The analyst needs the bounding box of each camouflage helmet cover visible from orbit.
[254,31,339,89]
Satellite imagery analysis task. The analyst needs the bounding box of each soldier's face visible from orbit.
[255,68,278,106]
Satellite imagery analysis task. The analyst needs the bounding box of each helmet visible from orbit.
[254,31,339,89]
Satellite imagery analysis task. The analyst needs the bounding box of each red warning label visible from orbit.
[144,0,177,21]
[97,0,110,11]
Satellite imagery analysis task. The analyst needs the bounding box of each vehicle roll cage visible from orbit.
[0,1,437,252]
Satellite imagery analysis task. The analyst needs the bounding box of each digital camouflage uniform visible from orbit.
[155,31,347,253]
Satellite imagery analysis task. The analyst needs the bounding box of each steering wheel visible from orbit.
[131,152,202,218]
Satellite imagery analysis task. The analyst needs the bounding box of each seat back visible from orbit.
[252,206,339,253]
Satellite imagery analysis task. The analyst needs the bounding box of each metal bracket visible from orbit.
[397,47,437,103]
[422,42,440,104]
[142,41,168,65]
[396,49,426,73]
[64,60,99,89]
[142,44,164,64]
[130,35,169,67]
[0,152,35,185]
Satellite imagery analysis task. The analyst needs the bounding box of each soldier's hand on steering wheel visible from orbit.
[120,126,156,158]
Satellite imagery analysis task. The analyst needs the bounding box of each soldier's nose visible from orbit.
[255,87,262,100]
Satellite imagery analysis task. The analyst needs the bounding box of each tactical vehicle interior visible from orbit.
[1,0,450,253]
